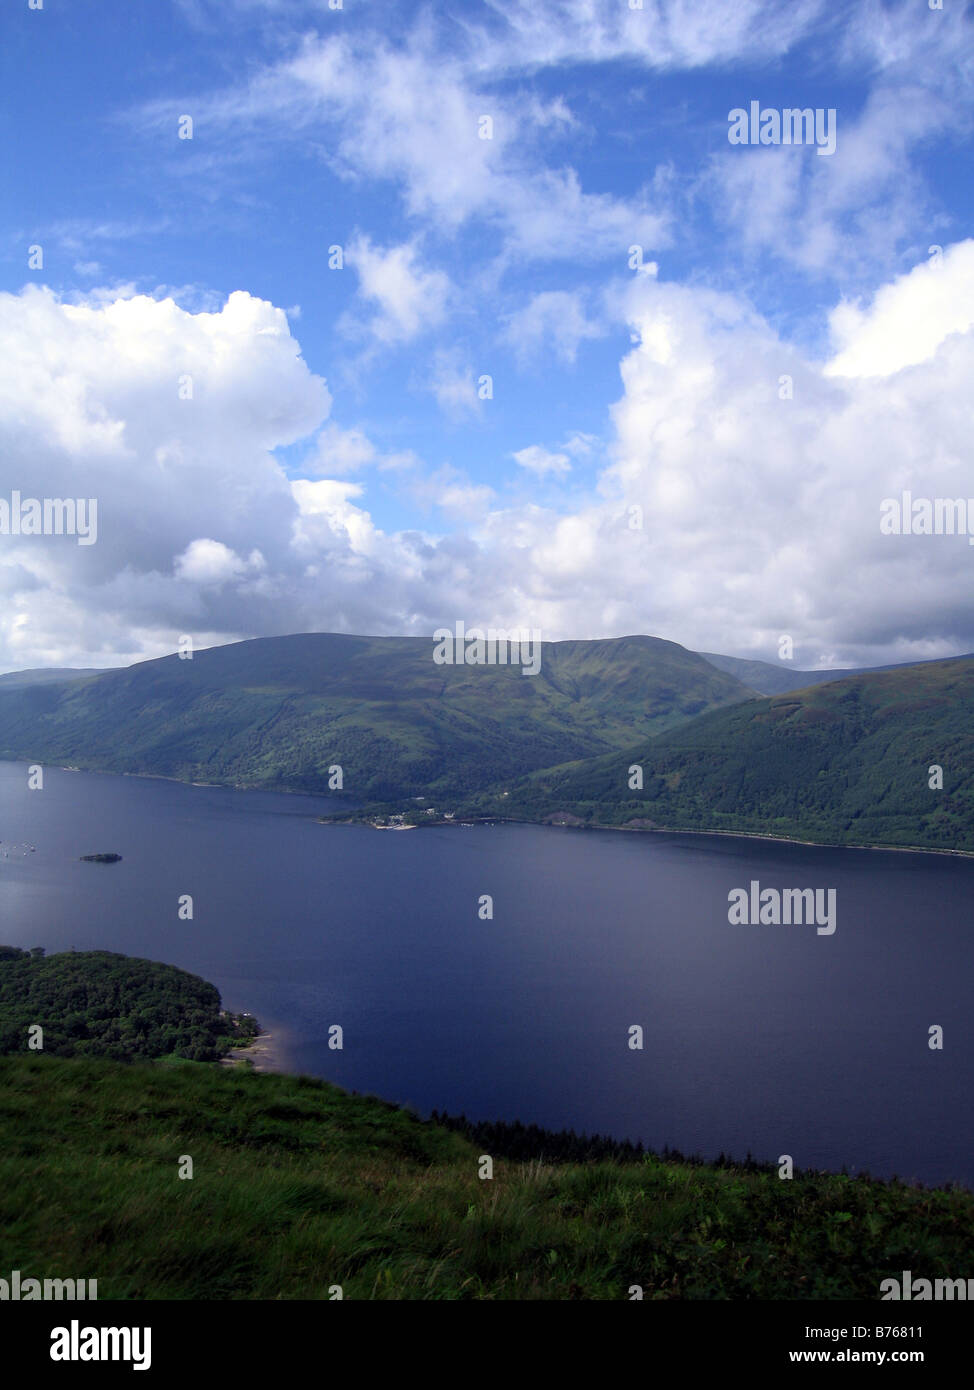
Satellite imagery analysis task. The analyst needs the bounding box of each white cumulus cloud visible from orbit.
[825,239,974,378]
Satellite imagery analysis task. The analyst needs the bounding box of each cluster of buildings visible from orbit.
[369,809,456,829]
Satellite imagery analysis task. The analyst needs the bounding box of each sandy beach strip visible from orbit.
[221,1031,285,1073]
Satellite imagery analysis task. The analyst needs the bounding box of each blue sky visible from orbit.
[2,0,974,670]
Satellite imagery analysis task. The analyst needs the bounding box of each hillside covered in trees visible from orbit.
[488,657,974,853]
[0,948,258,1061]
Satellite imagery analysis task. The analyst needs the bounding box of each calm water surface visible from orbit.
[1,760,972,1187]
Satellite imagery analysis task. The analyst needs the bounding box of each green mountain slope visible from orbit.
[0,668,106,689]
[2,1055,971,1300]
[697,652,857,695]
[501,658,974,852]
[0,631,753,801]
[698,650,974,696]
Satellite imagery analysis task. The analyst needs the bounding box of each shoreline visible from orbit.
[14,757,972,861]
[216,1035,973,1195]
[580,818,974,860]
[320,809,974,861]
[44,763,331,804]
[221,1031,285,1073]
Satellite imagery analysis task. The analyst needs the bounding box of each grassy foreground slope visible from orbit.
[0,632,751,802]
[1,1056,971,1301]
[501,658,974,852]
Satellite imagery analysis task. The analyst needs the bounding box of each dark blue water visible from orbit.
[1,760,972,1188]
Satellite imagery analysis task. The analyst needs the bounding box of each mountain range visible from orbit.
[0,633,749,801]
[0,632,970,852]
[700,650,974,696]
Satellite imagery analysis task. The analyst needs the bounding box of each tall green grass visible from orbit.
[1,1056,971,1300]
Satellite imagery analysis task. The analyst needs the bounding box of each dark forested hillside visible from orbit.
[498,657,974,852]
[0,948,257,1061]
